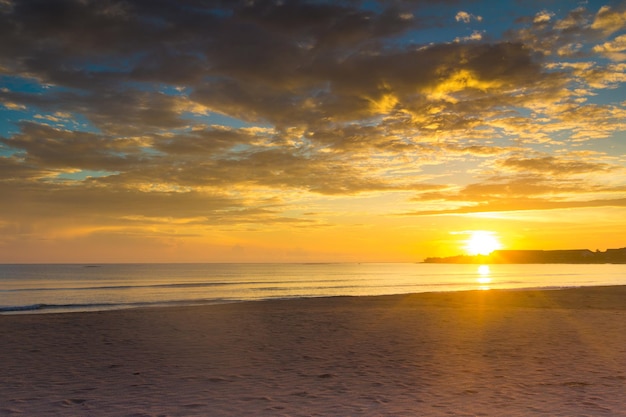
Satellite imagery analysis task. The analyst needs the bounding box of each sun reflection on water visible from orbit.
[476,265,491,289]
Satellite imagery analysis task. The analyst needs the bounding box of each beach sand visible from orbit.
[2,286,626,416]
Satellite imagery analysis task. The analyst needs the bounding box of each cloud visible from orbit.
[406,174,626,216]
[497,156,613,175]
[591,5,626,35]
[1,101,26,110]
[0,0,625,257]
[0,154,58,181]
[404,196,626,216]
[0,1,620,157]
[508,5,625,61]
[1,122,145,171]
[455,11,482,23]
[0,0,577,145]
[533,10,554,24]
[403,144,626,216]
[553,6,589,31]
[454,30,484,43]
[593,34,626,61]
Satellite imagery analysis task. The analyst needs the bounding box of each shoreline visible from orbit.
[4,282,626,316]
[2,286,626,416]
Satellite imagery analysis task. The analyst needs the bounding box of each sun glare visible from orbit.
[464,231,502,255]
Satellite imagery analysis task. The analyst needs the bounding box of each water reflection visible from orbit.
[476,265,491,289]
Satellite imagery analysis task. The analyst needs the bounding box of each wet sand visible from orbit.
[2,286,626,416]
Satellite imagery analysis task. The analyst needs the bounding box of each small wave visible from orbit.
[0,279,349,293]
[0,302,121,313]
[0,282,235,293]
[0,298,242,315]
[0,304,46,312]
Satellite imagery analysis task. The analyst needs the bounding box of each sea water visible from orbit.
[1,263,625,314]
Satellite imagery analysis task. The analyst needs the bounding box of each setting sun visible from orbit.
[464,231,502,256]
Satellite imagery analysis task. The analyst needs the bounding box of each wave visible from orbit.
[0,277,531,294]
[0,298,242,314]
[0,304,47,312]
[0,279,353,294]
[0,302,143,313]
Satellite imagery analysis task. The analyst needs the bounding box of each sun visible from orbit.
[464,231,502,255]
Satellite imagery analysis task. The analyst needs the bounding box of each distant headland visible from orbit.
[424,248,626,264]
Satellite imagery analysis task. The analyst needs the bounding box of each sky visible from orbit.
[1,0,626,263]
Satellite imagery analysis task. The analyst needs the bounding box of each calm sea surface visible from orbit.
[1,263,625,314]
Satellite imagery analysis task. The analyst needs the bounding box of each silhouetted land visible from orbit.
[424,247,626,264]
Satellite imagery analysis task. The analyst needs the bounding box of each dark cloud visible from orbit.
[151,127,262,156]
[2,0,545,131]
[0,154,57,180]
[1,122,144,170]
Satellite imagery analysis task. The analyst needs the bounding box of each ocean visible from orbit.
[1,263,625,314]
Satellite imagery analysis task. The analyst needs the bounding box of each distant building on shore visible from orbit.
[424,247,626,264]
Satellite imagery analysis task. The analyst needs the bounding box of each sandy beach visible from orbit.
[2,286,626,416]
